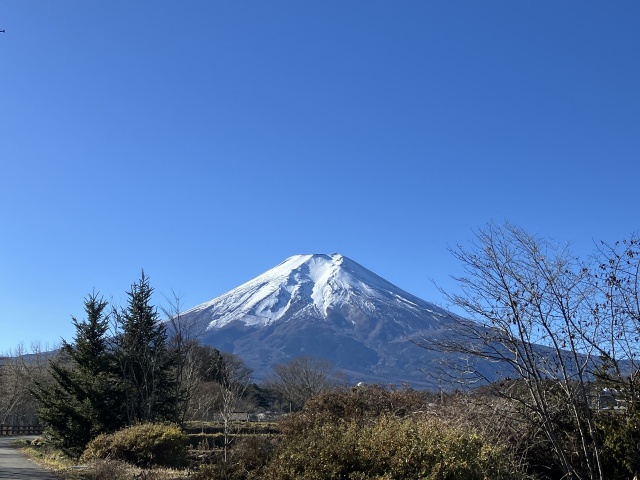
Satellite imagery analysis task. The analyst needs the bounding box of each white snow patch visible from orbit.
[182,253,446,330]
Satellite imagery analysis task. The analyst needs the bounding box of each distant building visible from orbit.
[213,412,249,422]
[590,388,627,411]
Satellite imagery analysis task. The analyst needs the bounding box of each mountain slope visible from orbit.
[179,254,490,387]
[183,254,452,329]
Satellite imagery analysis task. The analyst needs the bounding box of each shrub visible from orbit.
[192,434,278,480]
[597,407,640,480]
[264,415,529,480]
[82,423,188,468]
[281,384,430,435]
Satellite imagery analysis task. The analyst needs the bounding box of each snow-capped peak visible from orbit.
[181,253,450,331]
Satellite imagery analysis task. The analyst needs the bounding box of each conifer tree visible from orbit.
[33,293,124,457]
[113,272,175,423]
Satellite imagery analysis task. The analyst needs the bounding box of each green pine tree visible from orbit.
[33,293,124,457]
[114,272,175,423]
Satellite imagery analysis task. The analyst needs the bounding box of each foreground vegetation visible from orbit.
[15,370,640,479]
[19,436,189,480]
[19,386,532,480]
[5,221,640,479]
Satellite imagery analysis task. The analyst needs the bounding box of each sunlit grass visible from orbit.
[19,438,191,480]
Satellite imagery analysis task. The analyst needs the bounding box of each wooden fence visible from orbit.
[0,425,43,436]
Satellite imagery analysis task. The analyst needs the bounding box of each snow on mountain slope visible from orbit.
[181,253,451,332]
[176,253,515,387]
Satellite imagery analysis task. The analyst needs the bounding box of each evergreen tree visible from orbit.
[114,272,175,423]
[33,293,124,457]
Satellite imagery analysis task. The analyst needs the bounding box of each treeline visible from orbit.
[0,343,48,427]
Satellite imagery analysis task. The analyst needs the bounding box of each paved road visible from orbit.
[0,437,58,479]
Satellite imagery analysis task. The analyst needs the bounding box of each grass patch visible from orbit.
[20,437,191,480]
[19,438,77,473]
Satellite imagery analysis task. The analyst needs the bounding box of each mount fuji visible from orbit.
[179,254,486,388]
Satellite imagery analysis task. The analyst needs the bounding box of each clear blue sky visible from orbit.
[1,1,639,353]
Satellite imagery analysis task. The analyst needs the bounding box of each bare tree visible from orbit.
[0,342,51,426]
[586,236,640,479]
[590,236,640,396]
[183,346,228,428]
[161,290,208,424]
[266,355,345,412]
[423,222,605,480]
[215,352,252,463]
